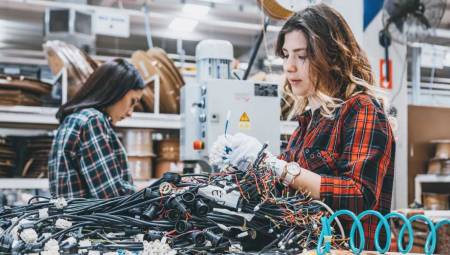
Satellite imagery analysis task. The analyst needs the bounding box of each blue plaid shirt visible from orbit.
[48,108,135,199]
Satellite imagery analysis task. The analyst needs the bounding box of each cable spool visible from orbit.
[316,210,450,255]
[257,0,308,21]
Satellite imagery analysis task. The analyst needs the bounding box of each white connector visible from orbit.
[55,219,72,229]
[134,234,144,242]
[63,237,77,246]
[87,250,100,255]
[41,233,52,239]
[39,208,49,219]
[19,228,38,243]
[44,239,59,251]
[51,197,68,209]
[11,226,19,241]
[41,250,60,255]
[78,239,91,254]
[142,240,176,255]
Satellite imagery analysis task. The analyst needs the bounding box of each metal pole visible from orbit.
[411,46,421,104]
[143,3,153,49]
[243,16,269,80]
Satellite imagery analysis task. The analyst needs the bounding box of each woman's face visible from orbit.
[282,30,315,97]
[105,89,143,125]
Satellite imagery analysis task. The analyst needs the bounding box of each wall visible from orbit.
[365,11,408,209]
[408,105,450,203]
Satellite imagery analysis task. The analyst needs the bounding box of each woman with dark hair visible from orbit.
[210,4,395,250]
[49,59,145,199]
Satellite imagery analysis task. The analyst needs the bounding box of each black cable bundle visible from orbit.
[0,169,343,254]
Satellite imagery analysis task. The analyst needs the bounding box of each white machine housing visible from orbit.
[180,79,281,166]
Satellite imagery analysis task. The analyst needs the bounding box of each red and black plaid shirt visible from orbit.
[280,94,395,250]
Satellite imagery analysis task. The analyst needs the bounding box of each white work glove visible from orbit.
[228,133,264,171]
[229,133,289,176]
[209,134,233,169]
[210,133,287,176]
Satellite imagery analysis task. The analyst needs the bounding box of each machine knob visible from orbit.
[199,114,207,122]
[193,140,205,150]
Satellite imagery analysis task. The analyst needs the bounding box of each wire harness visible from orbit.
[1,164,447,254]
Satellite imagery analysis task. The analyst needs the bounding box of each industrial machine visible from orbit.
[180,40,281,172]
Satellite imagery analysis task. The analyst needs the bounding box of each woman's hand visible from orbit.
[209,134,233,170]
[228,133,264,171]
[210,133,287,177]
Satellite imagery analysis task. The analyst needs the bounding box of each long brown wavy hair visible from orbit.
[276,3,385,119]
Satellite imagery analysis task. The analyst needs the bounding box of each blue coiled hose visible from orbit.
[316,210,450,255]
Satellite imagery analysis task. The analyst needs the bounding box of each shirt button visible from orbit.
[317,152,322,158]
[310,154,315,159]
[305,149,310,153]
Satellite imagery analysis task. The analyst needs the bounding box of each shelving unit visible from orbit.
[0,105,296,132]
[0,178,157,190]
[0,53,298,190]
[414,174,450,204]
[0,103,298,190]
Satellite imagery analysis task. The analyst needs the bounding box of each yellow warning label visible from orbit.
[239,112,251,129]
[239,112,250,122]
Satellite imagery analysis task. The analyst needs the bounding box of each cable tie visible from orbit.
[237,231,248,238]
[217,223,230,232]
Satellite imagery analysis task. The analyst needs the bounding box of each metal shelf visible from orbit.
[0,106,295,133]
[0,178,157,190]
[0,106,181,130]
[414,174,450,204]
[0,106,58,125]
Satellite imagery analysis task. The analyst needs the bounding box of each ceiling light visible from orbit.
[169,18,198,32]
[182,4,210,17]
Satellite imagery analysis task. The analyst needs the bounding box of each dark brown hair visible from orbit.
[56,59,144,122]
[276,4,381,117]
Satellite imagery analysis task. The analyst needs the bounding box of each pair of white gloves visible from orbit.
[209,133,286,177]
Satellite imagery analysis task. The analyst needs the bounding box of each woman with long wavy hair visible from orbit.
[210,4,395,250]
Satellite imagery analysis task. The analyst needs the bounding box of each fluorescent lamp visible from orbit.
[169,18,198,32]
[182,4,210,17]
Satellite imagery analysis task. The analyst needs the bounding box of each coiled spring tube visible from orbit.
[316,210,450,255]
